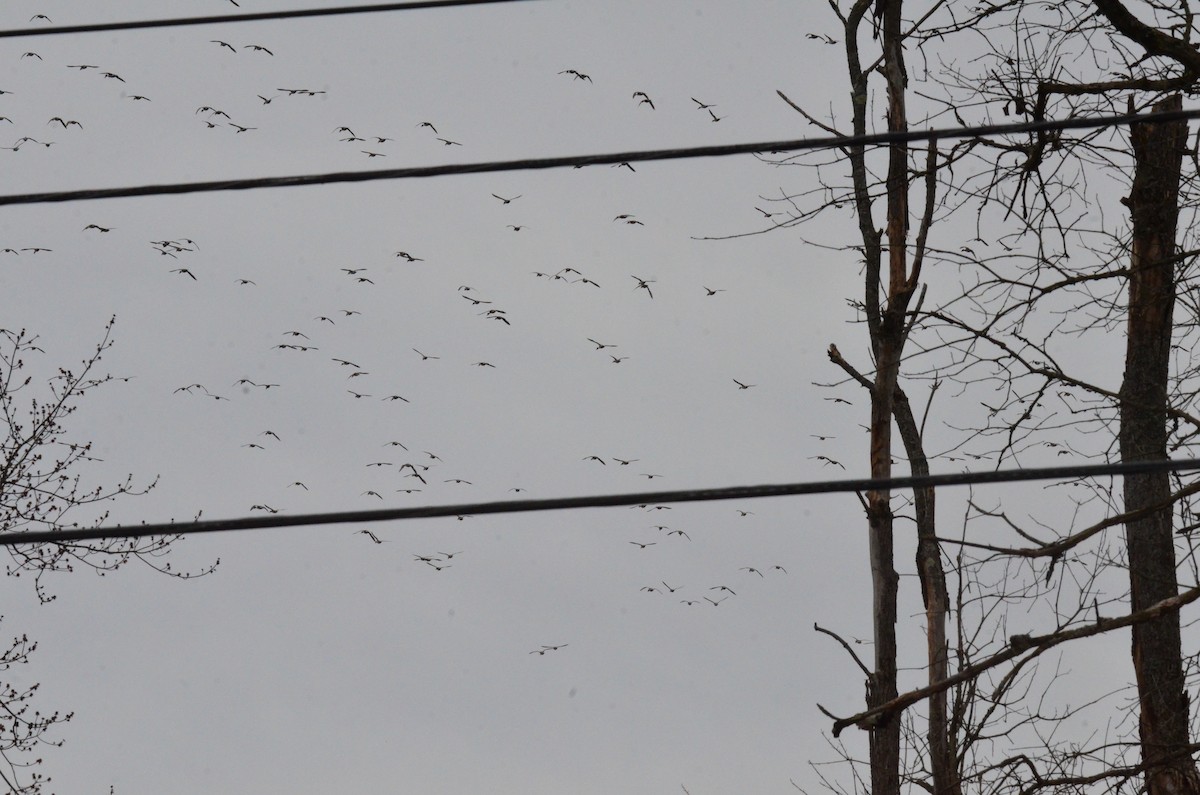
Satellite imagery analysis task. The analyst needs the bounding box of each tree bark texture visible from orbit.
[1120,93,1200,795]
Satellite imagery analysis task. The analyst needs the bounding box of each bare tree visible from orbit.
[0,317,217,792]
[769,3,1200,795]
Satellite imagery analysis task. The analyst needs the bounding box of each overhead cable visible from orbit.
[0,0,541,38]
[1,106,1197,207]
[1,458,1197,547]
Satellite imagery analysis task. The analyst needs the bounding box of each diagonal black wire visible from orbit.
[0,106,1197,207]
[0,0,542,38]
[1,458,1197,547]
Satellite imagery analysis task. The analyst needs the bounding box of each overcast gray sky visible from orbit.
[0,1,1144,793]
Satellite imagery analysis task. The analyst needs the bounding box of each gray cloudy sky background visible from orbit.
[0,1,1141,793]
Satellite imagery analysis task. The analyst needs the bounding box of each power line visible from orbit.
[2,458,1197,548]
[1,106,1196,207]
[0,0,541,38]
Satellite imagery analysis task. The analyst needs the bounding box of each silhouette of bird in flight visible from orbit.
[530,644,567,655]
[703,286,725,296]
[583,455,606,465]
[67,65,99,70]
[811,455,845,469]
[101,72,125,82]
[558,69,591,81]
[211,40,236,52]
[588,338,616,350]
[491,193,521,204]
[356,530,386,543]
[436,138,462,146]
[171,268,197,280]
[244,45,274,55]
[691,97,715,109]
[48,118,82,128]
[412,349,439,360]
[610,355,629,364]
[417,121,438,133]
[629,541,656,549]
[733,379,755,390]
[395,251,423,262]
[708,109,722,122]
[631,275,655,298]
[632,91,654,109]
[739,567,765,578]
[83,224,111,232]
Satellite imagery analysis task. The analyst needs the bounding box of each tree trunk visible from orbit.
[866,3,910,795]
[894,389,959,795]
[1120,93,1200,795]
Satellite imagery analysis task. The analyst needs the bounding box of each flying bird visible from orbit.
[632,91,654,109]
[211,40,237,52]
[491,193,521,204]
[733,379,755,390]
[631,275,655,298]
[558,69,592,81]
[244,45,274,55]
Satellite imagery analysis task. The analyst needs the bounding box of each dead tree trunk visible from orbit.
[865,3,913,795]
[1119,93,1200,795]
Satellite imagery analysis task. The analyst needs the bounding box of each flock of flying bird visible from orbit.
[4,11,823,658]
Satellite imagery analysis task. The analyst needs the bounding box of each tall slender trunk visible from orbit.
[894,389,959,795]
[866,4,911,795]
[1120,93,1200,795]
